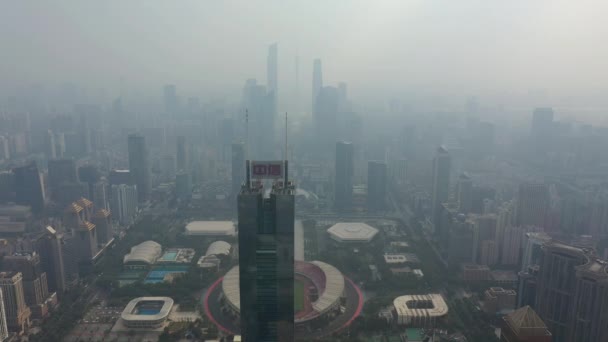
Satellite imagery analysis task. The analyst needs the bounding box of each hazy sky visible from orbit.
[1,0,607,106]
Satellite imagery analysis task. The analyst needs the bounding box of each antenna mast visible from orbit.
[284,112,288,161]
[245,108,249,160]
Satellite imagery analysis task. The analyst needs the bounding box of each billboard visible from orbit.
[251,161,284,179]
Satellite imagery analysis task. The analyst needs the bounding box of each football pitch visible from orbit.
[295,279,305,312]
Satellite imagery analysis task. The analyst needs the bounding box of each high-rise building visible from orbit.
[176,136,189,172]
[267,43,278,112]
[501,226,524,266]
[313,86,339,153]
[389,159,407,186]
[33,226,66,293]
[0,135,10,161]
[0,272,30,334]
[334,141,354,211]
[231,143,245,197]
[164,84,178,116]
[13,162,45,213]
[175,172,191,199]
[108,169,132,186]
[127,134,151,202]
[93,209,113,244]
[0,171,15,203]
[535,242,588,342]
[0,289,8,341]
[64,200,98,262]
[2,252,52,318]
[45,130,56,159]
[367,161,387,212]
[431,146,451,225]
[457,173,473,214]
[238,161,294,341]
[242,79,275,159]
[516,183,549,229]
[110,184,138,225]
[501,306,552,342]
[312,58,323,112]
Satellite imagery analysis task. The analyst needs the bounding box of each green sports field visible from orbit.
[295,279,305,312]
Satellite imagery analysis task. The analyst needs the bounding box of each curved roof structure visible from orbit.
[310,261,345,314]
[222,266,240,311]
[123,240,162,265]
[206,241,231,256]
[121,297,174,322]
[327,222,379,242]
[393,294,448,322]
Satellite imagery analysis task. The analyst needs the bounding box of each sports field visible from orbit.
[295,279,305,312]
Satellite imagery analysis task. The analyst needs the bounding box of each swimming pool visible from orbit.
[160,251,178,261]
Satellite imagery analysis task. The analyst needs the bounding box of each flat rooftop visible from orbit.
[184,221,236,236]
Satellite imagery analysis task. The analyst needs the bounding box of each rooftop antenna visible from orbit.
[284,112,289,186]
[245,108,249,160]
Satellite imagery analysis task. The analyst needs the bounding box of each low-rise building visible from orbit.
[393,294,448,326]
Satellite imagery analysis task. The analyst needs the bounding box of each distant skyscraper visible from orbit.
[0,136,10,161]
[175,171,191,199]
[33,226,66,293]
[312,59,323,112]
[313,86,339,154]
[45,130,56,159]
[0,289,8,341]
[531,108,554,153]
[367,161,387,211]
[238,161,294,341]
[164,84,178,117]
[431,146,451,225]
[242,79,275,159]
[267,43,278,112]
[110,184,138,225]
[231,143,245,196]
[2,253,49,310]
[13,162,45,213]
[127,134,151,202]
[457,173,473,214]
[0,272,30,334]
[516,183,549,228]
[176,136,188,172]
[334,142,354,211]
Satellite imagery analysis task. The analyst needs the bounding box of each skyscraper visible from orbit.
[110,184,138,225]
[500,306,552,342]
[267,43,278,112]
[0,272,30,334]
[2,252,50,319]
[367,161,387,211]
[33,226,66,293]
[164,84,178,117]
[176,136,188,172]
[312,59,323,112]
[238,161,294,341]
[127,134,151,202]
[242,79,275,159]
[516,183,549,228]
[457,173,473,214]
[0,289,8,341]
[231,142,245,196]
[93,209,113,244]
[13,162,45,214]
[313,86,339,154]
[431,146,451,225]
[334,141,354,211]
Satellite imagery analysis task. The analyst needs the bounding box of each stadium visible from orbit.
[204,260,363,340]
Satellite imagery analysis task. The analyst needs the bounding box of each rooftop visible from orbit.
[185,221,235,236]
[393,294,448,318]
[327,222,379,242]
[504,305,551,337]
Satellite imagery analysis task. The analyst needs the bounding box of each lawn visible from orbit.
[295,279,305,312]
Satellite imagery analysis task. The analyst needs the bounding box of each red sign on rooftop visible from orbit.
[251,161,284,179]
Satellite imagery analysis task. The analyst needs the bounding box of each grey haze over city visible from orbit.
[2,1,608,342]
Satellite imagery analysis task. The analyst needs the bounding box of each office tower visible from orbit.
[238,161,295,341]
[2,252,50,319]
[91,181,108,210]
[389,159,407,186]
[313,86,339,153]
[0,272,31,334]
[54,132,65,158]
[312,59,323,111]
[501,226,524,266]
[108,169,132,185]
[457,173,473,214]
[13,162,45,213]
[48,158,78,190]
[472,214,498,264]
[231,143,245,197]
[0,289,8,341]
[64,199,97,261]
[431,146,451,225]
[93,209,113,244]
[242,79,275,159]
[334,142,354,211]
[516,184,549,228]
[33,227,66,293]
[175,172,191,199]
[535,242,588,342]
[0,136,10,161]
[164,84,178,116]
[160,154,176,181]
[367,161,387,211]
[501,306,552,342]
[176,136,189,172]
[128,134,151,202]
[44,130,56,159]
[110,184,138,225]
[267,43,278,112]
[0,171,15,203]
